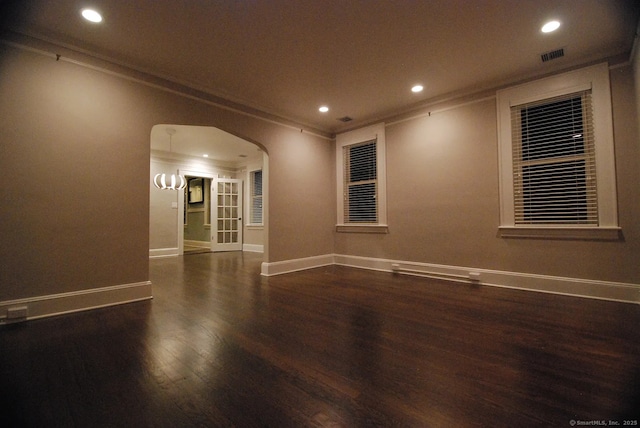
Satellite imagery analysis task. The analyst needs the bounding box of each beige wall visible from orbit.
[244,227,265,247]
[149,158,181,250]
[335,64,640,285]
[0,39,334,302]
[267,128,336,260]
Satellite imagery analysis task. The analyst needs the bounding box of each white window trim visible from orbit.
[246,167,263,227]
[496,63,620,240]
[336,123,388,233]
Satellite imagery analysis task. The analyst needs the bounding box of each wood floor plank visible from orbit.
[1,251,639,427]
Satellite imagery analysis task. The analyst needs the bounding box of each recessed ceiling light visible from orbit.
[541,20,560,33]
[203,154,209,158]
[319,106,329,113]
[411,85,424,93]
[81,9,103,23]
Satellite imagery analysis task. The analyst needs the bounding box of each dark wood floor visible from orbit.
[1,252,639,427]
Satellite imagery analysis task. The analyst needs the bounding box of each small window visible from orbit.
[249,169,263,224]
[336,122,387,233]
[344,140,377,223]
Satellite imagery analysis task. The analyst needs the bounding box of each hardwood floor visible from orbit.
[1,252,639,427]
[183,244,211,254]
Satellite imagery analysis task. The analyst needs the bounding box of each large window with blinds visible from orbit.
[497,63,619,240]
[512,91,596,225]
[336,122,388,232]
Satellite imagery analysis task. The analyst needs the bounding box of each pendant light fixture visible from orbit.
[153,128,187,190]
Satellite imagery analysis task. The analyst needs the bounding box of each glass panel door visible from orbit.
[211,178,243,252]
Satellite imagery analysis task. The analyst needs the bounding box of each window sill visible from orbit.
[246,224,264,230]
[499,226,621,241]
[336,224,389,234]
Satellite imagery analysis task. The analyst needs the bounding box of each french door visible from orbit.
[211,178,243,252]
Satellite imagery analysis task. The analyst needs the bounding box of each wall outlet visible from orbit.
[7,306,28,319]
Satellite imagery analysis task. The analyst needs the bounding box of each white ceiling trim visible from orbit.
[0,35,334,141]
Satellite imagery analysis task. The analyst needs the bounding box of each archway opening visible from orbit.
[149,124,268,260]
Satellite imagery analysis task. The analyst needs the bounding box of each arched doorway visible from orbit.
[149,124,267,259]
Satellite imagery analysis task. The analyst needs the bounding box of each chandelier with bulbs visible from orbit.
[153,128,187,190]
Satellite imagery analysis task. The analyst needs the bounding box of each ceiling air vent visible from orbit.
[338,116,353,122]
[541,48,565,63]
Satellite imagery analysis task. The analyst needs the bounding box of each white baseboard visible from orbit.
[261,254,334,276]
[0,281,153,324]
[243,244,264,253]
[261,253,640,304]
[149,247,179,258]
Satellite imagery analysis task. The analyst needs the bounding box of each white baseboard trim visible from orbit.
[149,247,179,258]
[243,244,264,253]
[0,281,153,324]
[261,254,334,276]
[260,253,640,304]
[334,254,640,305]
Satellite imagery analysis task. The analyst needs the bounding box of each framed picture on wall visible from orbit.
[188,178,204,203]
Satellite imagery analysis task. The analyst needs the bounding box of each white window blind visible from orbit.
[511,90,597,225]
[250,170,263,224]
[344,140,377,223]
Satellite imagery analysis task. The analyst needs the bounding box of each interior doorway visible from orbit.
[183,175,213,254]
[149,124,267,259]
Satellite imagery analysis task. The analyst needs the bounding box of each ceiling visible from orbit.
[2,0,639,139]
[150,124,263,164]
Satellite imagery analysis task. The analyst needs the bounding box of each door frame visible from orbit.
[177,169,217,256]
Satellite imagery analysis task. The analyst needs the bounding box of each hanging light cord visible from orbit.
[153,128,187,190]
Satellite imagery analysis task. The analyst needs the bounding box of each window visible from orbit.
[497,63,619,239]
[336,123,387,233]
[344,140,377,222]
[513,91,596,225]
[249,169,263,225]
